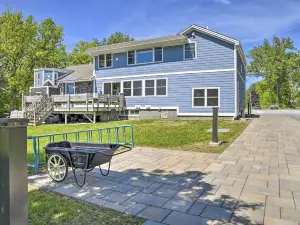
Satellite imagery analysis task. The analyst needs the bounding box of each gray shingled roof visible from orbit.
[85,34,187,56]
[57,64,93,82]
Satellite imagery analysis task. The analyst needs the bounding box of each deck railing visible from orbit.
[27,125,134,173]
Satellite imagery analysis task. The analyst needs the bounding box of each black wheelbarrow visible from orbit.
[44,141,132,187]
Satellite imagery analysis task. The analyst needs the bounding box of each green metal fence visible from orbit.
[27,125,134,173]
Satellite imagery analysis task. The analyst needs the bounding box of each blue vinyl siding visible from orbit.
[96,70,235,114]
[95,30,234,78]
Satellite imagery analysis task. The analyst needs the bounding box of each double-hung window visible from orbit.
[156,79,166,96]
[133,81,142,96]
[193,88,219,107]
[123,81,132,96]
[122,80,142,96]
[128,51,135,65]
[145,80,155,96]
[99,54,112,68]
[154,47,163,62]
[184,42,196,60]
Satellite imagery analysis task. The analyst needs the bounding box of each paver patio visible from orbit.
[28,115,300,224]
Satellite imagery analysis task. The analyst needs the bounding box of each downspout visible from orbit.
[234,44,238,118]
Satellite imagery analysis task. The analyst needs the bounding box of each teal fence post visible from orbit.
[33,137,38,173]
[130,125,134,148]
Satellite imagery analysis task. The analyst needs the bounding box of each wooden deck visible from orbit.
[23,93,125,113]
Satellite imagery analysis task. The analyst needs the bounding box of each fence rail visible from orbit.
[27,125,134,173]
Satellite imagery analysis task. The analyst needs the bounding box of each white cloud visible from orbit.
[215,0,231,5]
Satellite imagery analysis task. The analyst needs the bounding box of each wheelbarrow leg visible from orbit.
[99,161,111,176]
[68,152,90,187]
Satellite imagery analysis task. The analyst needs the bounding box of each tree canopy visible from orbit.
[248,37,300,108]
[0,9,66,112]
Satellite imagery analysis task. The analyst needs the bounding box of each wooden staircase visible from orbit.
[24,95,54,126]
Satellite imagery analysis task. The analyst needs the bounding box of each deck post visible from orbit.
[65,113,68,124]
[21,93,25,110]
[92,95,94,111]
[86,93,88,112]
[97,93,100,111]
[107,94,110,111]
[68,94,70,111]
[93,112,96,124]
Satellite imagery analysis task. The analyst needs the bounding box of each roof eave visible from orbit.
[85,37,188,56]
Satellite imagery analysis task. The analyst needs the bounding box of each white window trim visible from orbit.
[121,78,168,97]
[192,87,220,108]
[127,47,164,66]
[98,53,113,68]
[183,41,197,60]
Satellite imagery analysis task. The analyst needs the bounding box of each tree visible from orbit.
[68,39,99,65]
[68,32,134,66]
[0,9,67,111]
[99,31,134,45]
[248,37,300,107]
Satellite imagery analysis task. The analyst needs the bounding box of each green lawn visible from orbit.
[29,185,145,225]
[27,119,248,165]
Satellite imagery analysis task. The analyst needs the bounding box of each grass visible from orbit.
[28,185,145,225]
[27,119,248,165]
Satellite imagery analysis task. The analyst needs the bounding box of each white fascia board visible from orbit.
[180,25,240,45]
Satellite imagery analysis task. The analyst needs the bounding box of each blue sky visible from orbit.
[1,0,300,88]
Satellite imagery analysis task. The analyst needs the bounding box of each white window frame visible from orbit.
[192,87,220,108]
[128,110,140,116]
[183,41,197,60]
[98,54,113,68]
[144,79,156,96]
[154,47,163,62]
[102,82,121,95]
[121,78,168,97]
[127,47,164,65]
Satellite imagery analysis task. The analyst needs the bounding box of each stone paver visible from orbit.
[187,203,206,215]
[200,206,233,222]
[28,114,300,225]
[138,206,171,222]
[162,198,193,212]
[163,211,211,225]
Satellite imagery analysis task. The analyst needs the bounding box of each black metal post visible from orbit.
[212,107,218,143]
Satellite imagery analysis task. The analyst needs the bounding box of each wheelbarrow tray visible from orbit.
[44,141,120,169]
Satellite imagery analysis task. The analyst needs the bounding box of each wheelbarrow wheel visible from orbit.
[47,153,68,182]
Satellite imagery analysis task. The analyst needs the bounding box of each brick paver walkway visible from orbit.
[29,115,300,225]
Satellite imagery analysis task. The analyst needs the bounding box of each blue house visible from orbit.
[86,24,246,119]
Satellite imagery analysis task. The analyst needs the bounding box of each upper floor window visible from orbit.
[136,49,153,64]
[128,51,135,65]
[154,47,163,62]
[99,54,112,68]
[128,47,164,65]
[184,43,196,60]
